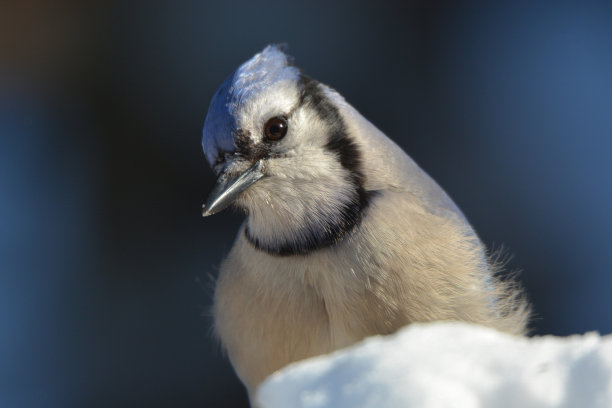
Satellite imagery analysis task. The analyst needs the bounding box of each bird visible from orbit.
[201,45,529,403]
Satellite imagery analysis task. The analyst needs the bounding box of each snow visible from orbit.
[256,322,612,408]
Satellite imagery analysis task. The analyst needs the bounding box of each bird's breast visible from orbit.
[213,224,379,391]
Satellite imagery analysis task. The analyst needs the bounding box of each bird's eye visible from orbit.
[264,117,288,141]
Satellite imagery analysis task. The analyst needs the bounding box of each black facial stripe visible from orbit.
[299,76,365,174]
[299,74,371,214]
[234,128,270,162]
[234,128,252,153]
[214,118,292,169]
[245,75,373,257]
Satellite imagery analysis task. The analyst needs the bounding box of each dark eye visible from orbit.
[264,117,288,141]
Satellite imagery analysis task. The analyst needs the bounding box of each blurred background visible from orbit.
[1,1,611,407]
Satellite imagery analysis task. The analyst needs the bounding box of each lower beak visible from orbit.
[201,160,266,216]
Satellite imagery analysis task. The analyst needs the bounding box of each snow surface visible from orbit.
[256,322,612,408]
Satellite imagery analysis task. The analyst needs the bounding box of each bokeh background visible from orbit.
[2,1,611,407]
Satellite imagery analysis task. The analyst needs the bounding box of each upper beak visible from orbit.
[201,160,266,217]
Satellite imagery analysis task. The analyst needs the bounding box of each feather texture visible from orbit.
[202,46,530,403]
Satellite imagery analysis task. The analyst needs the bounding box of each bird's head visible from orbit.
[201,45,371,255]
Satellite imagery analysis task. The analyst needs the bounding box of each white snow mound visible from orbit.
[256,322,612,408]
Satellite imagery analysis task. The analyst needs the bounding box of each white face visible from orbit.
[203,46,368,255]
[237,86,359,251]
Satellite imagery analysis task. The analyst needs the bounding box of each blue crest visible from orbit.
[202,45,300,167]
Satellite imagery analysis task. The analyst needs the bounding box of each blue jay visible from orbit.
[201,45,529,401]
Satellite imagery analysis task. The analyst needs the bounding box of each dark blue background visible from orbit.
[2,1,611,407]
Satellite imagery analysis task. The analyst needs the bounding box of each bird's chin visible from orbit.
[234,187,265,214]
[232,198,250,215]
